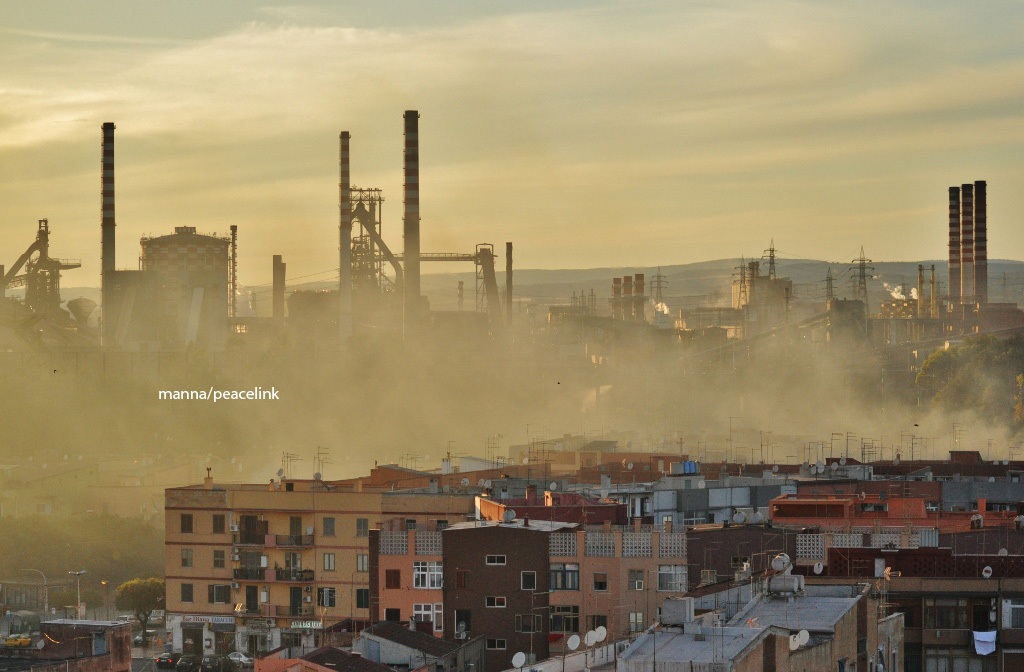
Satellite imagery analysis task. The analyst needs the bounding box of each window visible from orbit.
[323,517,335,537]
[356,589,369,609]
[550,605,580,633]
[629,612,644,633]
[455,570,469,589]
[207,584,230,604]
[628,570,644,590]
[406,519,417,530]
[924,598,968,629]
[593,572,608,591]
[515,614,543,633]
[436,520,449,531]
[414,603,443,631]
[324,553,336,571]
[454,610,471,633]
[587,615,608,631]
[181,514,193,533]
[356,518,369,537]
[413,561,443,589]
[386,570,401,589]
[212,514,225,534]
[550,563,580,590]
[181,583,194,603]
[1010,600,1024,628]
[181,548,194,568]
[521,571,537,591]
[486,596,506,608]
[658,565,686,592]
[357,554,369,572]
[486,639,507,650]
[385,609,401,622]
[486,555,506,565]
[318,587,336,608]
[213,550,225,569]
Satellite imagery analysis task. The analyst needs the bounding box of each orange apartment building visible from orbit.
[164,475,475,657]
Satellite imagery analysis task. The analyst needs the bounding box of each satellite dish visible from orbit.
[484,480,492,488]
[797,630,809,646]
[752,512,764,523]
[1004,460,1010,466]
[477,479,486,487]
[734,512,747,524]
[461,478,471,487]
[550,481,558,491]
[982,566,993,579]
[772,465,779,473]
[503,510,516,522]
[989,477,996,482]
[567,635,581,651]
[801,461,809,469]
[771,554,789,572]
[595,626,607,642]
[840,457,847,466]
[35,639,45,650]
[276,468,285,478]
[584,631,597,647]
[627,462,634,470]
[813,562,824,575]
[313,472,322,481]
[306,526,313,535]
[788,635,800,651]
[893,456,901,466]
[815,460,824,470]
[523,458,530,464]
[511,653,527,669]
[999,548,1009,556]
[697,480,706,489]
[829,463,838,472]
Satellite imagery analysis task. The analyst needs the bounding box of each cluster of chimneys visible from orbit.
[611,274,646,321]
[948,181,988,304]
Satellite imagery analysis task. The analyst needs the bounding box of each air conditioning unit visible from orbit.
[231,582,240,590]
[302,596,312,603]
[635,581,644,590]
[304,586,312,593]
[231,554,240,562]
[454,632,467,640]
[230,524,239,532]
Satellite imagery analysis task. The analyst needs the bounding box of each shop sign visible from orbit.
[182,615,236,625]
[290,621,323,630]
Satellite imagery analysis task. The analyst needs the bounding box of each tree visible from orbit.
[115,578,164,646]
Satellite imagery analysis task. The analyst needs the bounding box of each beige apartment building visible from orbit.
[164,476,474,657]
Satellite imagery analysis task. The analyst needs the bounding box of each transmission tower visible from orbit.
[849,247,874,311]
[651,267,668,305]
[763,240,777,280]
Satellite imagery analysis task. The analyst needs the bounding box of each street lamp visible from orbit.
[69,570,86,619]
[101,581,109,620]
[20,569,48,614]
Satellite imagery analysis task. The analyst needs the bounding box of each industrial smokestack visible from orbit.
[101,122,116,344]
[505,242,513,323]
[623,276,633,320]
[634,273,645,322]
[960,183,975,303]
[339,131,353,337]
[612,277,622,320]
[974,180,987,304]
[272,255,286,321]
[403,110,420,333]
[917,265,924,318]
[930,265,937,318]
[948,186,961,305]
[229,225,238,319]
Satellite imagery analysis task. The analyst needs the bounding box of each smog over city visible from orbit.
[2,3,1024,670]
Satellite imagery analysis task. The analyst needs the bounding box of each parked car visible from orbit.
[156,652,182,669]
[176,656,201,672]
[226,652,253,669]
[200,655,236,672]
[4,634,31,648]
[134,631,159,646]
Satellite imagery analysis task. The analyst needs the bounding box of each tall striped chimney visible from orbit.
[960,183,975,303]
[339,131,352,337]
[505,241,513,323]
[948,186,961,305]
[974,180,987,304]
[101,122,116,344]
[403,110,420,332]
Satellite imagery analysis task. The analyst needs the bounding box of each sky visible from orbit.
[1,1,1023,287]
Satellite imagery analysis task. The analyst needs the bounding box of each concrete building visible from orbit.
[163,475,475,657]
[354,621,485,672]
[0,620,131,672]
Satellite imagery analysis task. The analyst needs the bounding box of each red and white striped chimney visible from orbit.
[974,180,987,304]
[948,186,961,305]
[403,110,420,333]
[101,122,116,345]
[339,131,352,337]
[960,183,975,303]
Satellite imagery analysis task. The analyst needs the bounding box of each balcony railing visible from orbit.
[274,568,315,582]
[269,604,314,618]
[233,532,268,546]
[234,567,268,581]
[275,534,314,547]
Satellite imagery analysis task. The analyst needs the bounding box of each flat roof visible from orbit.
[620,626,769,664]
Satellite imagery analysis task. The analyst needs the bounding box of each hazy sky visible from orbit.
[1,1,1023,287]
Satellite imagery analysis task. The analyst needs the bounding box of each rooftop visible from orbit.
[728,590,860,634]
[360,622,461,658]
[445,519,578,532]
[301,647,395,672]
[619,625,772,665]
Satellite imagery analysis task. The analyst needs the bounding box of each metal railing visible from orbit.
[274,568,314,582]
[275,534,314,547]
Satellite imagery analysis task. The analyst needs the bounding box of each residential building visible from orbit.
[354,621,485,672]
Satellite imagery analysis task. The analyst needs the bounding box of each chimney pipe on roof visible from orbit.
[403,110,421,336]
[339,132,353,337]
[948,186,961,306]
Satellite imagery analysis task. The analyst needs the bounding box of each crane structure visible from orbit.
[2,219,81,318]
[386,244,504,321]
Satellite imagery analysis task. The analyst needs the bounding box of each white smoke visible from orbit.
[882,282,905,300]
[655,302,670,315]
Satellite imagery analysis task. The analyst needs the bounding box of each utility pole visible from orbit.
[69,570,86,619]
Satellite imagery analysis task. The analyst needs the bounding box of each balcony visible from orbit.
[275,568,315,582]
[269,604,314,618]
[275,534,314,547]
[234,567,269,581]
[233,532,268,546]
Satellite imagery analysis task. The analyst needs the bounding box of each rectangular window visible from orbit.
[385,570,401,589]
[515,614,542,633]
[414,603,443,631]
[406,519,417,530]
[455,570,469,589]
[357,554,369,572]
[212,514,225,534]
[486,596,507,608]
[550,563,580,591]
[413,561,443,589]
[521,571,537,591]
[628,570,644,590]
[486,639,506,650]
[318,587,336,608]
[587,615,608,631]
[213,550,225,569]
[181,548,194,568]
[1011,600,1024,629]
[207,584,230,604]
[385,609,401,622]
[356,518,369,537]
[324,553,336,571]
[629,612,644,633]
[924,598,968,629]
[181,514,193,534]
[486,555,506,565]
[593,572,608,591]
[658,565,686,592]
[436,520,449,531]
[323,517,335,537]
[181,583,194,603]
[356,589,369,609]
[550,605,580,633]
[454,610,471,633]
